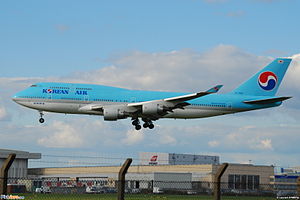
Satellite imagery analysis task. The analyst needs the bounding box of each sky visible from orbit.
[1,0,300,168]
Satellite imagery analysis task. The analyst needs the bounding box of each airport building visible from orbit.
[0,149,41,178]
[270,168,300,193]
[1,149,275,193]
[27,152,273,191]
[139,152,219,165]
[28,163,274,191]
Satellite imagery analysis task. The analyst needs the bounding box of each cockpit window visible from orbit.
[30,84,37,87]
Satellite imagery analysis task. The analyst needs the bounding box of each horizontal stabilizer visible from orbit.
[243,96,292,104]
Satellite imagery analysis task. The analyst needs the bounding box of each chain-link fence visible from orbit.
[1,153,300,200]
[1,177,299,200]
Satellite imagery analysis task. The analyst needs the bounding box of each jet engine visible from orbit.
[142,103,165,116]
[103,106,127,121]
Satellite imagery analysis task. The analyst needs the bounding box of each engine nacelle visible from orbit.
[142,103,165,115]
[103,106,127,121]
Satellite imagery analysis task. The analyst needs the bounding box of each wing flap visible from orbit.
[243,96,292,104]
[79,104,103,112]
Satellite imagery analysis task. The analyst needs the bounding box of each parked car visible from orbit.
[277,190,298,197]
[187,190,197,195]
[130,188,141,194]
[85,186,106,194]
[35,186,51,193]
[105,187,117,193]
[153,187,163,194]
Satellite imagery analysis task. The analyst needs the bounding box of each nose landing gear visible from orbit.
[39,111,45,123]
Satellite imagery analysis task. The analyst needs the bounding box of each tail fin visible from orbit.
[231,58,292,96]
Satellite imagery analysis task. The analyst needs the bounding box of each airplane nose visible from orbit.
[11,93,20,103]
[12,97,18,102]
[11,94,25,106]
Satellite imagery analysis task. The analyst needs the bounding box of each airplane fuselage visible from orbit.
[12,82,280,119]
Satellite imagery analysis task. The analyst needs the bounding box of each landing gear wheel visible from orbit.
[38,111,45,123]
[132,119,139,126]
[148,123,154,129]
[135,125,142,130]
[143,123,149,128]
[39,118,45,123]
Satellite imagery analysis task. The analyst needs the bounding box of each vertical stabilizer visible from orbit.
[231,58,292,96]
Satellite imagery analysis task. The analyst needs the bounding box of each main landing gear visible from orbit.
[132,119,141,130]
[132,118,154,130]
[39,111,45,123]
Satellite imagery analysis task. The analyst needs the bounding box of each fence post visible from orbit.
[117,158,132,200]
[213,163,229,200]
[0,153,16,195]
[297,177,300,197]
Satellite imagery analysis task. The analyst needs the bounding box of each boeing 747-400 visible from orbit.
[12,58,292,130]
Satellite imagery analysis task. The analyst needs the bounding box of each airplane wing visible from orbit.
[128,85,223,107]
[164,85,223,103]
[128,85,223,117]
[79,85,223,120]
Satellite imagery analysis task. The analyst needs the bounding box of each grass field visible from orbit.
[12,193,276,200]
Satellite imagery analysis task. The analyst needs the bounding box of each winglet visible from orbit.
[206,85,223,93]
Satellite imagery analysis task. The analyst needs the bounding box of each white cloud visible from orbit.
[285,54,300,89]
[208,140,220,147]
[258,139,273,150]
[160,134,177,145]
[0,105,9,121]
[68,45,270,93]
[122,129,144,145]
[291,54,300,59]
[238,125,256,132]
[38,121,84,148]
[3,45,298,98]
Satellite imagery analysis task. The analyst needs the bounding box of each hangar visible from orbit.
[0,148,41,178]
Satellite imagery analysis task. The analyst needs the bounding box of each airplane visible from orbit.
[12,58,292,130]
